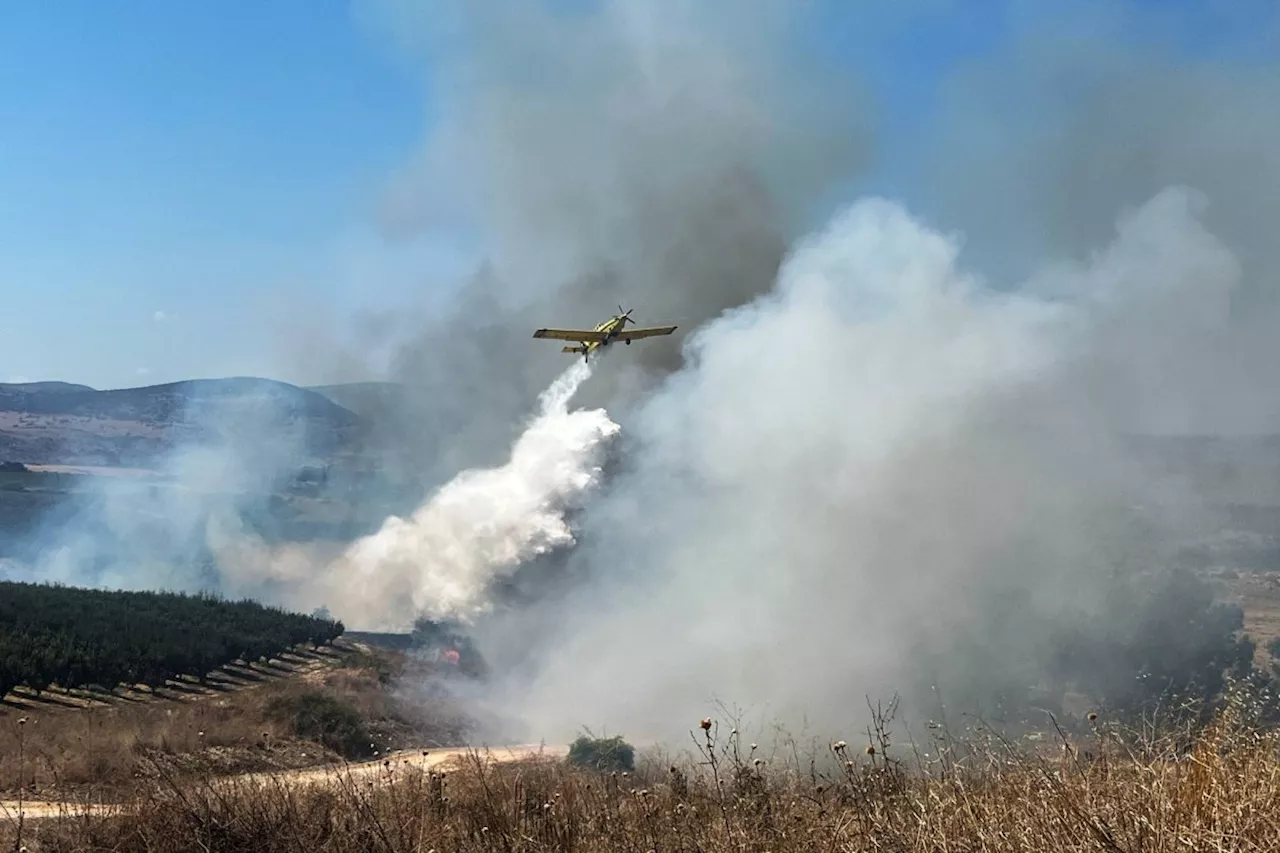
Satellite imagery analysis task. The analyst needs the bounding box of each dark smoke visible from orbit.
[343,0,873,489]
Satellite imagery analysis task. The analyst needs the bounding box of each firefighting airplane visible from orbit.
[532,306,677,362]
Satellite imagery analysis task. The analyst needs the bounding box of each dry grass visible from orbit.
[1217,569,1280,669]
[0,646,462,799]
[8,689,1280,852]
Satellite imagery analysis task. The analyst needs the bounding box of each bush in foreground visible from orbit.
[265,690,375,760]
[566,734,635,773]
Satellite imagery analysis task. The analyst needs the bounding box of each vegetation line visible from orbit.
[0,581,344,701]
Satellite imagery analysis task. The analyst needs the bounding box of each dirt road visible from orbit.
[1,742,567,822]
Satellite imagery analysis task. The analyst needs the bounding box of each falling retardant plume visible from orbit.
[214,361,618,631]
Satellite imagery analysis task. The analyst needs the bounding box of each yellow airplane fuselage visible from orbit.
[577,315,629,357]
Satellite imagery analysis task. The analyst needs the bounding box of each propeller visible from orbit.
[617,305,634,325]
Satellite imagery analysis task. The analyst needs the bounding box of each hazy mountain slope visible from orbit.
[306,382,407,421]
[0,377,364,468]
[0,381,96,394]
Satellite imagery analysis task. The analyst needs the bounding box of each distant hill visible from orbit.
[0,377,365,468]
[0,381,96,394]
[307,381,407,421]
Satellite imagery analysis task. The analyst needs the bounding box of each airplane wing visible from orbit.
[614,325,678,341]
[533,328,609,342]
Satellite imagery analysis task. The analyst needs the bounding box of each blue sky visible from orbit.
[0,0,447,387]
[0,1,1274,389]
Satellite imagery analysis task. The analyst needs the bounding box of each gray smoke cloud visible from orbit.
[481,185,1262,744]
[915,3,1280,434]
[446,4,1280,744]
[10,0,1280,754]
[343,0,873,487]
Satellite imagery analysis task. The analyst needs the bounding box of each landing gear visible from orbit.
[626,339,631,345]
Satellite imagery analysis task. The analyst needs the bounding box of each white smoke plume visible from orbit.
[221,360,618,631]
[484,185,1253,746]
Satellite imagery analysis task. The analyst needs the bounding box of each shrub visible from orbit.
[566,734,635,773]
[337,648,399,686]
[266,691,373,759]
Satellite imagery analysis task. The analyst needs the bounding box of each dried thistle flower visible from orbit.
[699,718,712,731]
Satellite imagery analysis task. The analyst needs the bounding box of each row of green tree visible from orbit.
[0,581,343,698]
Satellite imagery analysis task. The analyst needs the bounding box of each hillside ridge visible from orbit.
[0,376,365,468]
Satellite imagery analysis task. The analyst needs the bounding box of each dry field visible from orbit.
[0,743,563,821]
[0,643,470,801]
[5,701,1280,852]
[1213,569,1280,669]
[5,578,1280,850]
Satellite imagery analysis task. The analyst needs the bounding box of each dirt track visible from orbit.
[0,742,567,822]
